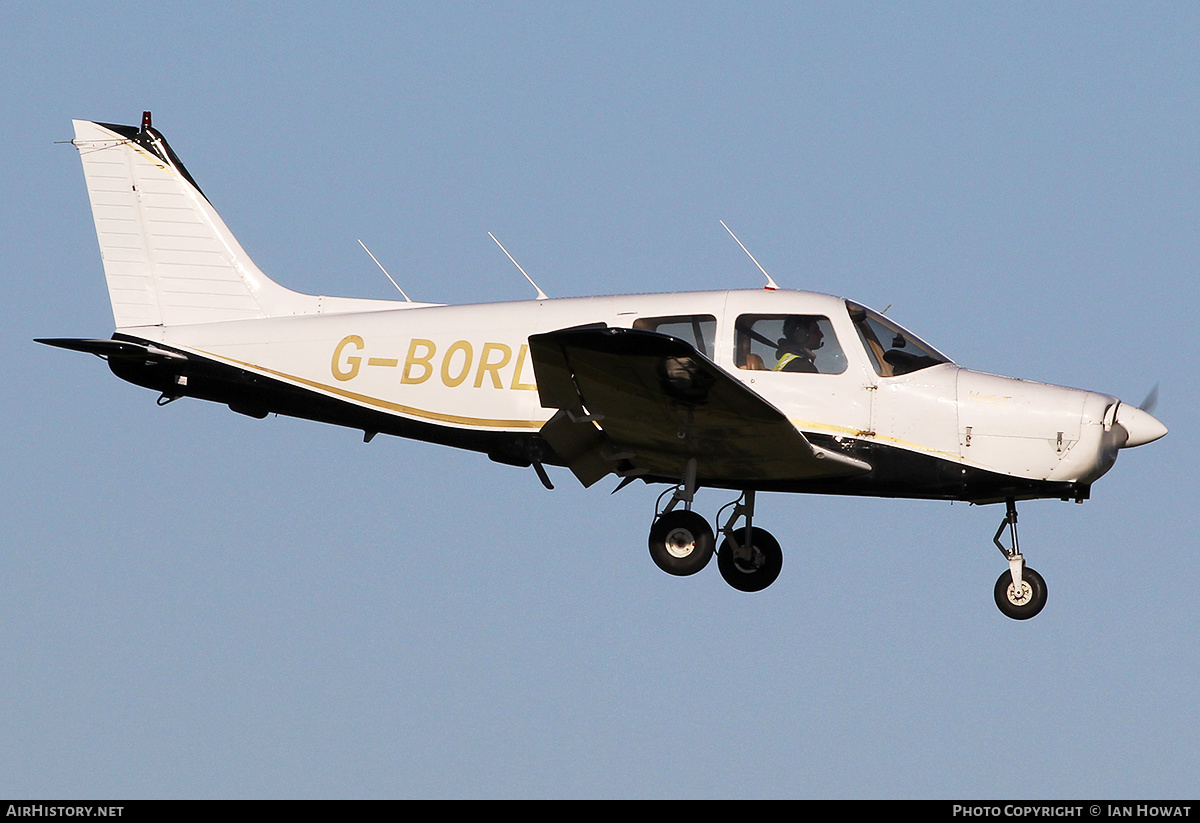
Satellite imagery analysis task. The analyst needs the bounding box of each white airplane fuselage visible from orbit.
[109,286,1143,503]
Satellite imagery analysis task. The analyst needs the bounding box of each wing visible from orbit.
[527,326,871,487]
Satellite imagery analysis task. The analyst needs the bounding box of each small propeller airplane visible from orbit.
[40,114,1168,618]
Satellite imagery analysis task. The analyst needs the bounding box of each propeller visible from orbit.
[1113,385,1167,449]
[1139,383,1159,415]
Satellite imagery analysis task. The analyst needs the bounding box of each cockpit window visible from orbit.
[847,302,951,377]
[734,314,847,374]
[634,314,717,358]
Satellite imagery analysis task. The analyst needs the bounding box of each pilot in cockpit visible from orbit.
[774,316,823,373]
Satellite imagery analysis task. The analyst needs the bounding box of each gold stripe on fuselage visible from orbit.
[196,349,547,430]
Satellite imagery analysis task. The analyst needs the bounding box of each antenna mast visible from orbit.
[720,220,779,290]
[357,239,412,302]
[488,232,549,300]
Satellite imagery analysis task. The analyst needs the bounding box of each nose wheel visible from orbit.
[991,498,1048,620]
[994,565,1047,620]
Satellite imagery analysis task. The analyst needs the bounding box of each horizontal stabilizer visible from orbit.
[35,337,187,361]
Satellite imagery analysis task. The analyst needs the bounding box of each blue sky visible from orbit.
[3,2,1197,798]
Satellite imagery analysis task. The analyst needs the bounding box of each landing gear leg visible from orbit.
[648,459,714,576]
[992,498,1047,620]
[716,490,783,593]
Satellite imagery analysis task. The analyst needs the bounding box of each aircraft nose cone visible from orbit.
[1116,402,1168,448]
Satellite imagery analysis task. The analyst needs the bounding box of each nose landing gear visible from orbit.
[991,498,1048,620]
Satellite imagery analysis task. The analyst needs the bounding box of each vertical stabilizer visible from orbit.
[72,117,313,328]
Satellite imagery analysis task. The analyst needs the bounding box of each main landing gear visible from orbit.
[647,461,782,593]
[991,498,1048,620]
[713,491,783,592]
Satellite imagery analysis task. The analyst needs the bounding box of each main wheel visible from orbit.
[994,566,1047,620]
[648,510,714,576]
[717,526,783,592]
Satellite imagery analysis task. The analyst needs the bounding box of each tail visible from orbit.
[73,114,331,328]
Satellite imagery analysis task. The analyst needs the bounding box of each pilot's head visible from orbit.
[783,316,824,350]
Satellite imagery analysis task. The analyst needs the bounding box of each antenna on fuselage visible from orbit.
[357,239,413,302]
[720,220,779,290]
[488,232,549,300]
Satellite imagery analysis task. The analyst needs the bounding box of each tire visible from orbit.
[994,566,1048,620]
[717,526,783,592]
[648,510,714,576]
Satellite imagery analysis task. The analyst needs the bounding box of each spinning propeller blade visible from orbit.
[1139,383,1159,415]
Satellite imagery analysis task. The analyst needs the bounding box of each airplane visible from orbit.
[39,113,1168,619]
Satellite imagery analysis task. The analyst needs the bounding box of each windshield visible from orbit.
[847,302,952,377]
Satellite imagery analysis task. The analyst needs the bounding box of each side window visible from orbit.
[633,314,717,358]
[734,314,847,374]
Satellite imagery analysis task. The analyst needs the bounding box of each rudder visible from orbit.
[72,115,310,329]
